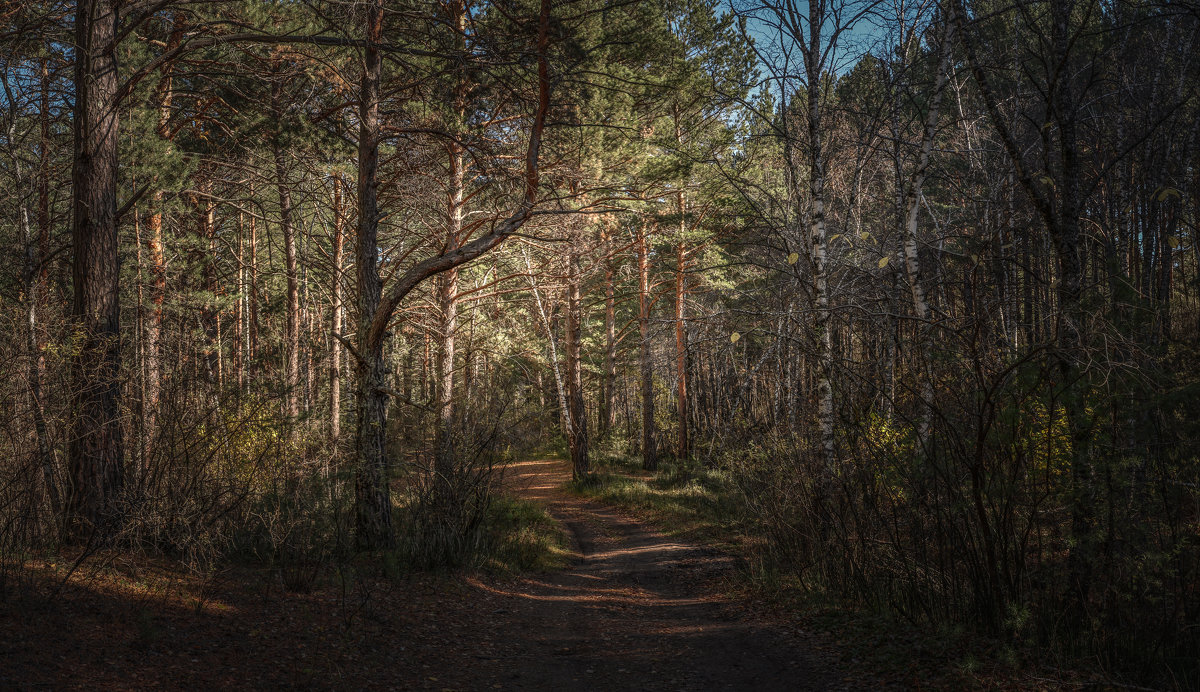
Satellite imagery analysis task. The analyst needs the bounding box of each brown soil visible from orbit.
[472,458,844,690]
[1,459,847,690]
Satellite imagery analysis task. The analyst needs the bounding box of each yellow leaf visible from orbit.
[1167,236,1179,250]
[877,256,890,268]
[1157,187,1181,202]
[787,252,799,265]
[730,332,740,343]
[1039,175,1054,187]
[860,231,871,241]
[829,234,841,242]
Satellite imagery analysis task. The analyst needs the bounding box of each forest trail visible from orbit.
[468,458,842,690]
[2,459,849,691]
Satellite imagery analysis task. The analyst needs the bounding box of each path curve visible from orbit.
[467,458,841,691]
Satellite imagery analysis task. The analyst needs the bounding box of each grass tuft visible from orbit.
[479,496,571,575]
[386,494,570,577]
[567,454,746,549]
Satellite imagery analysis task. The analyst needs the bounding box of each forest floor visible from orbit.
[1,458,1058,690]
[2,458,856,690]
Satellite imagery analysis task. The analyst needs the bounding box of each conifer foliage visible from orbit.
[1,0,1198,685]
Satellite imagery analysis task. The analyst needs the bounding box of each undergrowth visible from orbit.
[568,452,746,549]
[569,450,1113,690]
[388,493,569,577]
[478,496,570,575]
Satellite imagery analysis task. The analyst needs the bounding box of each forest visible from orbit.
[2,0,1199,688]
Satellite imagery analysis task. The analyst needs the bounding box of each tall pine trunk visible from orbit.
[637,224,657,471]
[566,248,589,478]
[353,0,393,549]
[272,78,300,426]
[69,0,124,534]
[674,193,688,462]
[433,149,462,497]
[599,224,616,440]
[142,14,180,465]
[434,0,468,496]
[329,176,346,443]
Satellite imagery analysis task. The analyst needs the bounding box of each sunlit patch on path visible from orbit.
[458,458,842,690]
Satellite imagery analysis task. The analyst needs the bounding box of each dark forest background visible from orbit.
[2,0,1198,686]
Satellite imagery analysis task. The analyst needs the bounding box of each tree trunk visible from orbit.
[351,0,551,547]
[247,191,259,375]
[804,32,835,475]
[433,0,468,495]
[68,0,124,534]
[272,92,300,425]
[330,175,346,443]
[523,249,571,449]
[674,200,688,462]
[898,10,953,444]
[198,179,221,385]
[304,273,315,413]
[955,0,1094,613]
[566,248,589,479]
[598,224,616,440]
[433,148,462,496]
[353,0,393,550]
[1048,0,1092,614]
[142,15,180,468]
[236,211,246,390]
[18,142,60,527]
[637,224,657,471]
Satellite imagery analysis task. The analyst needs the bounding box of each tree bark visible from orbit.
[142,15,180,468]
[352,0,551,548]
[330,175,346,443]
[637,224,657,471]
[273,135,300,425]
[566,247,589,478]
[236,211,246,390]
[69,0,124,534]
[433,65,465,495]
[599,224,617,440]
[248,200,259,374]
[198,179,221,385]
[674,196,688,462]
[801,6,835,474]
[353,0,393,550]
[898,9,953,444]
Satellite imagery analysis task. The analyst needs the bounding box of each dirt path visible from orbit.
[460,458,843,690]
[2,458,847,690]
